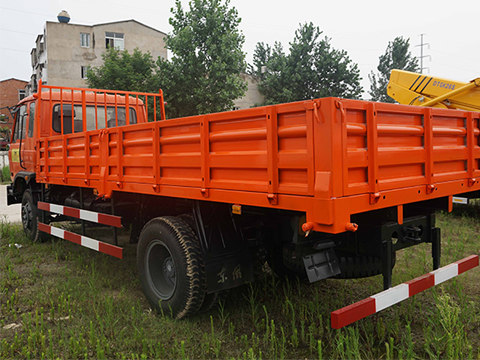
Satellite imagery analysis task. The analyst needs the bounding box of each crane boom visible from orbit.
[388,69,480,111]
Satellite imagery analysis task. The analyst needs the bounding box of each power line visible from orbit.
[0,4,170,25]
[430,60,477,75]
[430,49,478,63]
[0,47,31,54]
[0,6,57,19]
[0,28,39,36]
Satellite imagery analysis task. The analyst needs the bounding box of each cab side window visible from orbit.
[52,104,84,134]
[13,105,27,142]
[28,103,35,138]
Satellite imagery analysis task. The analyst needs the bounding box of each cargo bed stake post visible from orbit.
[467,112,476,186]
[366,103,380,204]
[424,108,434,194]
[266,106,278,204]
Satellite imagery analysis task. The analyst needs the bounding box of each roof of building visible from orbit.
[0,78,28,84]
[93,19,166,35]
[45,19,166,36]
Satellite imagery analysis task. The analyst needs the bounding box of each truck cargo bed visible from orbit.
[36,97,480,234]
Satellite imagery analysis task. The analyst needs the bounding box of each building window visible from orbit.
[105,32,124,50]
[81,66,88,79]
[80,33,90,48]
[18,90,26,101]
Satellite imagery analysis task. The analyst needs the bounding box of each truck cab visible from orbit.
[7,82,160,205]
[8,96,37,198]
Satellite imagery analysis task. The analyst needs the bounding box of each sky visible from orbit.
[0,0,479,99]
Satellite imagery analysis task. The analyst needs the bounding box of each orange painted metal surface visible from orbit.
[30,84,480,234]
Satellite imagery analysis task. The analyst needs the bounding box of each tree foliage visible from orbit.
[86,48,156,92]
[87,0,247,119]
[156,0,247,118]
[369,36,419,103]
[250,23,363,105]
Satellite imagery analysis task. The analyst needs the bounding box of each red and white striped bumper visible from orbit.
[37,201,123,259]
[331,255,479,329]
[39,223,123,259]
[38,202,121,228]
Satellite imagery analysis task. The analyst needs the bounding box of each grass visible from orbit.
[1,166,10,184]
[0,210,479,359]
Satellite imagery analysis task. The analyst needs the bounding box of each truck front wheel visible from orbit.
[137,217,206,319]
[21,190,48,242]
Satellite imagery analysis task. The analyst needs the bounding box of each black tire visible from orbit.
[21,190,49,242]
[334,253,396,279]
[137,216,206,319]
[177,213,230,313]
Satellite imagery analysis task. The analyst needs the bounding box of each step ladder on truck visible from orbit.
[5,79,479,329]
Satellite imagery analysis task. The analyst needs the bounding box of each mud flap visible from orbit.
[303,249,341,283]
[204,249,254,293]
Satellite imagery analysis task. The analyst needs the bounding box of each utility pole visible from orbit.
[416,34,431,74]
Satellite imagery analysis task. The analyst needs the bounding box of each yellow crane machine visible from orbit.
[388,69,480,111]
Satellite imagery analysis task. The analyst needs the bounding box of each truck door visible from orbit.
[23,101,36,172]
[9,103,27,176]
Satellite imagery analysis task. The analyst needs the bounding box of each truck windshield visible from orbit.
[52,104,137,134]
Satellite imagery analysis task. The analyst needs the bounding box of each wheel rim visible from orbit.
[145,240,176,300]
[22,201,33,231]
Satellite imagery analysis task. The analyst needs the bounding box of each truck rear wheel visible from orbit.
[137,217,206,319]
[177,213,229,313]
[21,190,48,242]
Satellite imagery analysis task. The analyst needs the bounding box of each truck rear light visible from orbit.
[331,255,479,329]
[232,204,241,215]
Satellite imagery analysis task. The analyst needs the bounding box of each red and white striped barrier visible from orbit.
[38,223,123,259]
[38,202,122,228]
[331,255,479,329]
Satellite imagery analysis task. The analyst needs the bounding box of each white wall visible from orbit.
[0,152,9,168]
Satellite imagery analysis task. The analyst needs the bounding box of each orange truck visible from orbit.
[6,81,480,328]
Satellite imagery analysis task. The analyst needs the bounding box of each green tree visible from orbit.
[369,36,419,103]
[251,22,362,105]
[86,48,156,92]
[156,0,247,118]
[250,42,293,104]
[248,42,271,80]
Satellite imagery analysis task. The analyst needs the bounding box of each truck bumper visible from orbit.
[331,254,479,329]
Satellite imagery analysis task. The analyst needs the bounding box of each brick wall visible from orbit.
[0,78,28,132]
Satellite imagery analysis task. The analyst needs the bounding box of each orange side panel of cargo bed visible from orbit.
[36,94,480,234]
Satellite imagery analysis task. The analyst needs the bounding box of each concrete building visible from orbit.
[0,78,28,132]
[27,17,167,94]
[25,12,263,110]
[233,73,264,110]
